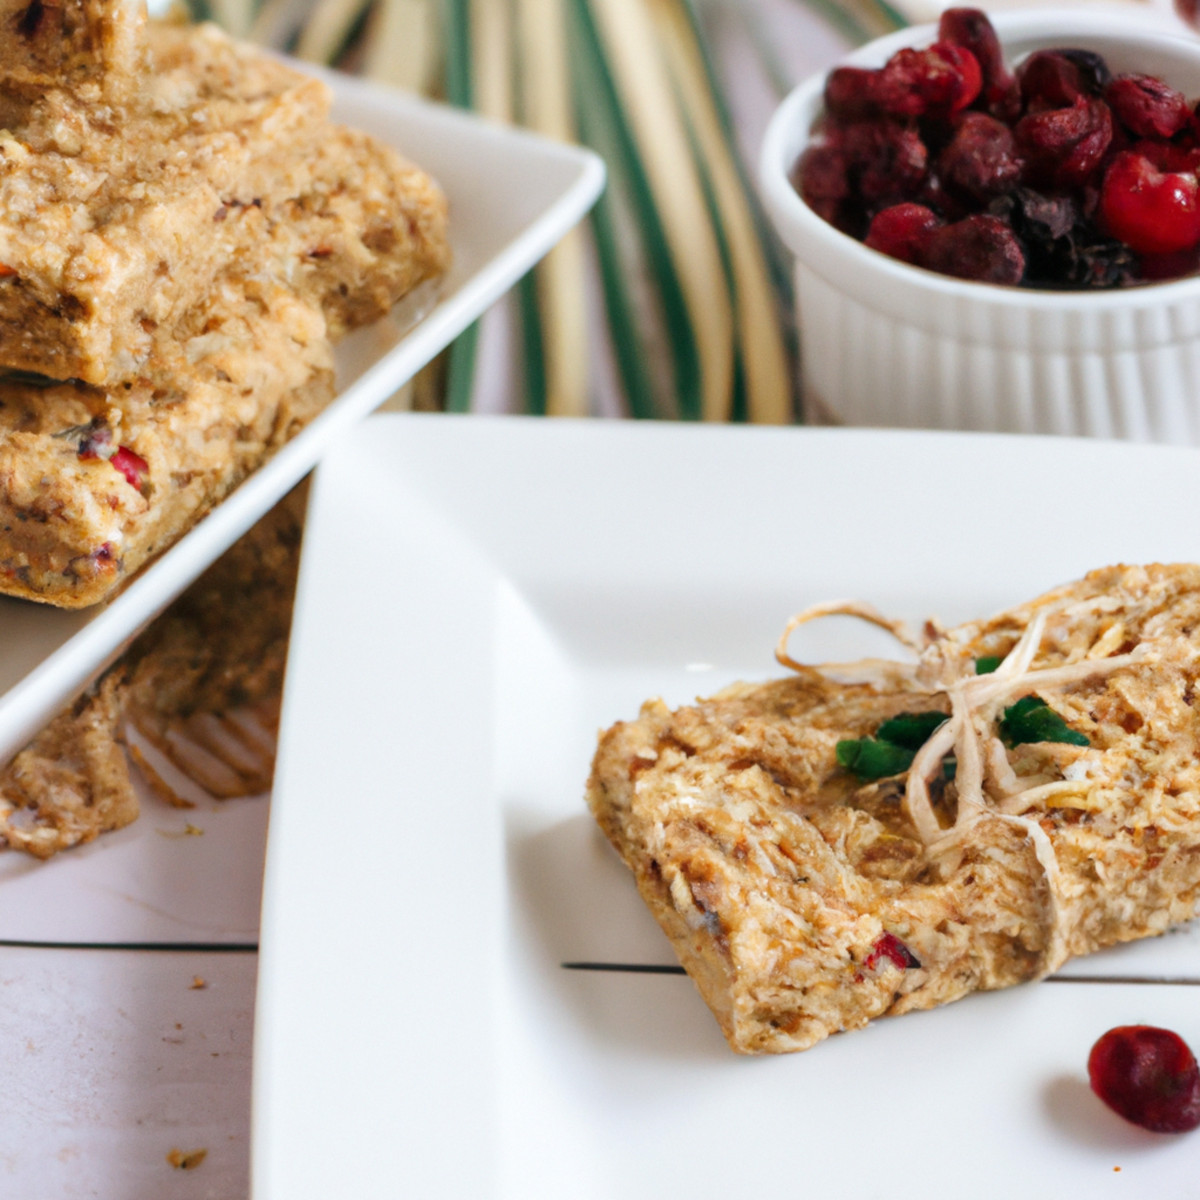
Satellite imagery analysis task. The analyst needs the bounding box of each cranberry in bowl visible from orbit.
[759,8,1200,440]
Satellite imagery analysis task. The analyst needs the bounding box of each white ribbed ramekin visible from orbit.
[760,9,1200,441]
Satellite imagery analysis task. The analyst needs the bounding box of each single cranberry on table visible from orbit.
[1088,1026,1200,1133]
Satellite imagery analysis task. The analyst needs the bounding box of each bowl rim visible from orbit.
[759,7,1200,310]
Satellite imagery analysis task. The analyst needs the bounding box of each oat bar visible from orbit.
[0,275,334,608]
[0,0,144,102]
[267,126,452,338]
[587,565,1200,1054]
[48,122,452,387]
[0,21,330,384]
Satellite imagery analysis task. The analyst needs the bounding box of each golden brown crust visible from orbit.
[0,670,137,858]
[587,564,1200,1054]
[0,484,304,856]
[0,21,331,384]
[0,0,145,103]
[280,127,452,338]
[0,277,333,608]
[0,14,450,607]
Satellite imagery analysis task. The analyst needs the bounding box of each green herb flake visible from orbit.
[999,695,1089,747]
[974,655,1003,675]
[874,711,948,750]
[836,738,916,780]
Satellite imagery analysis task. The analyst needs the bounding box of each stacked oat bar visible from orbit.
[0,3,450,607]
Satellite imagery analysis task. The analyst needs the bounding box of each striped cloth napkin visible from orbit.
[186,0,1190,419]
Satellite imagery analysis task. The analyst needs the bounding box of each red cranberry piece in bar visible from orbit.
[1100,150,1200,255]
[874,42,982,118]
[863,932,922,971]
[865,203,941,263]
[1089,1026,1200,1133]
[109,446,149,491]
[1106,73,1193,139]
[1016,94,1113,189]
[938,8,1019,118]
[921,214,1025,284]
[939,112,1024,201]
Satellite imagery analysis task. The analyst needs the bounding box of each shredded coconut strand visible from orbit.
[775,597,1152,977]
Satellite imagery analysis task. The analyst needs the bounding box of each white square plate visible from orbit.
[0,72,603,765]
[256,415,1200,1198]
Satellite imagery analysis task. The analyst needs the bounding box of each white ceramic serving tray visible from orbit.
[255,416,1200,1199]
[0,71,604,766]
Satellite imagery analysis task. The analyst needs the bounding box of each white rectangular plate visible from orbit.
[0,72,603,765]
[256,415,1200,1198]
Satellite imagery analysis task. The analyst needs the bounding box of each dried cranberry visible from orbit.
[16,0,45,37]
[72,419,148,490]
[1019,51,1090,111]
[109,446,149,491]
[1088,1026,1200,1133]
[863,932,922,971]
[69,542,118,580]
[939,112,1023,201]
[76,419,114,461]
[1056,49,1113,95]
[865,203,941,263]
[874,42,982,118]
[795,10,1200,288]
[1016,95,1113,189]
[1141,244,1200,281]
[824,67,881,120]
[938,8,1019,119]
[993,186,1135,289]
[922,214,1025,284]
[794,142,850,225]
[841,120,929,205]
[1106,73,1192,139]
[1100,150,1200,255]
[1132,137,1200,175]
